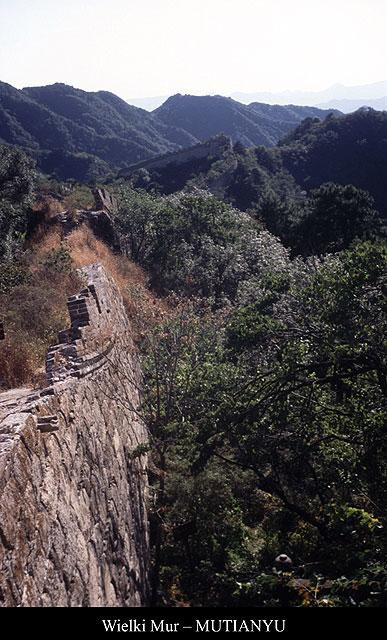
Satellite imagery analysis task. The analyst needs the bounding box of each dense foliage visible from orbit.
[0,81,197,181]
[0,144,35,264]
[114,187,386,607]
[0,80,335,181]
[258,182,382,255]
[114,187,291,303]
[138,244,386,606]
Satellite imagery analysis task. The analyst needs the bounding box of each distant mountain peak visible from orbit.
[154,93,338,148]
[0,80,342,182]
[0,80,198,181]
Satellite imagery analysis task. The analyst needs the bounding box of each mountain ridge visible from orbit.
[232,79,387,106]
[0,81,198,180]
[0,81,337,180]
[126,107,387,219]
[153,93,337,147]
[126,80,387,111]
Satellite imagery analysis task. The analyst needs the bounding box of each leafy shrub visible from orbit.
[0,260,29,294]
[43,245,73,273]
[115,187,291,304]
[0,144,36,260]
[139,240,386,606]
[294,182,382,255]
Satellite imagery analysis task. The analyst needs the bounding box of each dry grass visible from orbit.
[32,223,173,338]
[32,195,65,218]
[1,223,174,389]
[28,228,64,263]
[26,196,66,248]
[66,225,172,340]
[0,268,82,389]
[0,338,41,389]
[62,185,94,211]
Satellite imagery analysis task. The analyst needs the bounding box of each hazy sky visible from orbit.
[0,0,386,100]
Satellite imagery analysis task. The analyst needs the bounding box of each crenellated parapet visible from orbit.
[0,264,149,607]
[45,264,127,384]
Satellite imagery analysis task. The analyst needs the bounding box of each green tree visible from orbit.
[141,241,386,605]
[295,183,382,255]
[210,241,386,563]
[0,144,35,261]
[115,187,290,304]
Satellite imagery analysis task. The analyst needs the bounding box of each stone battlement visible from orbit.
[0,264,149,607]
[45,264,126,385]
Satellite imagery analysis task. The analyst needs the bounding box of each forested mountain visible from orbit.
[22,83,197,149]
[279,108,387,215]
[153,93,336,147]
[0,82,337,181]
[0,82,197,181]
[129,108,387,222]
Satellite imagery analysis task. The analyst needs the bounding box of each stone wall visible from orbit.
[0,264,149,606]
[119,134,232,176]
[48,206,119,252]
[94,188,118,215]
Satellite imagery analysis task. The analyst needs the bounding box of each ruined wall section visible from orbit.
[0,264,149,606]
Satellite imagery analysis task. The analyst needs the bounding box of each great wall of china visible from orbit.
[0,262,149,606]
[119,134,232,176]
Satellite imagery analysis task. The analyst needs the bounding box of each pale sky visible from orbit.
[0,0,386,100]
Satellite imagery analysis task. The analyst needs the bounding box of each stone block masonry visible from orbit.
[0,264,149,606]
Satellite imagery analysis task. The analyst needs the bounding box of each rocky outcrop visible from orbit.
[0,264,149,606]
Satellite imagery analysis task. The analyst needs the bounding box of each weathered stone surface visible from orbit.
[0,264,149,606]
[94,188,118,215]
[85,209,119,251]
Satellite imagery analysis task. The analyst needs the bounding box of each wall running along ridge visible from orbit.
[0,264,149,606]
[119,134,232,176]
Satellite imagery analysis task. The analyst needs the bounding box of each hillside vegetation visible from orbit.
[0,96,386,610]
[280,108,387,216]
[0,82,197,181]
[0,81,336,181]
[111,183,386,607]
[128,108,387,253]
